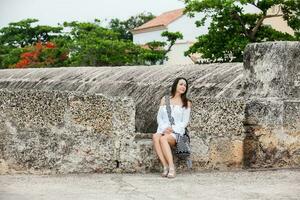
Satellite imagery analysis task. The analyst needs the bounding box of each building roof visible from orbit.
[132,8,184,32]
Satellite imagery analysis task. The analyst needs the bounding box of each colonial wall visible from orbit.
[0,41,299,174]
[0,62,244,134]
[242,42,300,168]
[0,90,138,174]
[0,89,246,174]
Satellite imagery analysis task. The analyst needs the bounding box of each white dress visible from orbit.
[156,103,191,140]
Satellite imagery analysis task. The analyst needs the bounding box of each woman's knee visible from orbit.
[165,135,176,146]
[159,135,168,143]
[152,133,161,142]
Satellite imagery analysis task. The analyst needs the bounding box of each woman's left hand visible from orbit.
[165,127,173,134]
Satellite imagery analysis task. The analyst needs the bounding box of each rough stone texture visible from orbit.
[243,42,300,168]
[0,63,244,133]
[0,41,299,173]
[189,98,245,169]
[243,41,300,99]
[244,99,300,168]
[0,89,246,174]
[0,89,136,174]
[127,98,246,172]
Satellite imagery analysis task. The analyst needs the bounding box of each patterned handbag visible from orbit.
[165,95,192,169]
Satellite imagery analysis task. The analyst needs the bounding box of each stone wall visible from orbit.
[243,42,300,168]
[0,89,136,174]
[0,63,244,134]
[133,97,247,172]
[0,41,299,174]
[188,98,245,169]
[0,89,246,174]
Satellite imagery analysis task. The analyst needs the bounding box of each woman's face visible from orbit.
[176,79,187,94]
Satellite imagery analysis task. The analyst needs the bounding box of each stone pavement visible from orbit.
[0,169,299,200]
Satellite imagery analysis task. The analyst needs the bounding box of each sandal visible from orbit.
[161,166,169,177]
[167,167,176,178]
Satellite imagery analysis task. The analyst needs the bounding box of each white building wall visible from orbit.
[132,12,210,65]
[167,12,210,43]
[132,29,167,44]
[132,12,210,45]
[164,43,194,65]
[163,13,210,64]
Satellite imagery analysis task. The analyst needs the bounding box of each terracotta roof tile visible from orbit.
[133,8,184,31]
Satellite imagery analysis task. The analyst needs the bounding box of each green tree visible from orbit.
[184,0,300,62]
[64,20,155,66]
[0,18,181,68]
[0,46,25,68]
[0,18,63,48]
[108,12,155,40]
[142,31,184,65]
[0,18,64,68]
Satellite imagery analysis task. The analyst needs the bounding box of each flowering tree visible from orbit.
[14,41,68,68]
[1,18,183,68]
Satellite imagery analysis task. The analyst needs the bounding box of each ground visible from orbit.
[0,169,299,200]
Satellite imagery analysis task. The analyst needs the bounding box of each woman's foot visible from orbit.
[161,166,169,177]
[167,166,176,178]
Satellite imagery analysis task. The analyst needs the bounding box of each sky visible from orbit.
[0,0,185,28]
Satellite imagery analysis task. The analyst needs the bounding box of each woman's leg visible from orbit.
[159,134,176,168]
[152,133,168,167]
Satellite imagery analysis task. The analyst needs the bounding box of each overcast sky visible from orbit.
[0,0,185,28]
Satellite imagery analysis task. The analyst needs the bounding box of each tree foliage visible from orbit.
[143,31,183,65]
[0,19,66,68]
[108,12,155,40]
[0,17,182,68]
[184,0,300,62]
[13,41,68,68]
[0,18,62,48]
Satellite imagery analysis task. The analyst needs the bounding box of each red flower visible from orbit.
[46,42,56,49]
[15,59,30,68]
[13,41,68,68]
[35,41,43,51]
[21,52,34,59]
[32,51,39,60]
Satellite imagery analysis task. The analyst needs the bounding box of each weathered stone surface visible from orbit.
[188,98,245,169]
[0,41,299,173]
[243,42,300,168]
[244,125,300,168]
[244,99,283,127]
[283,100,300,135]
[243,41,300,99]
[190,98,245,138]
[243,105,300,168]
[0,89,246,174]
[208,139,243,169]
[124,98,246,172]
[0,89,136,174]
[0,63,244,133]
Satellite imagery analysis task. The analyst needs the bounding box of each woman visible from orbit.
[152,77,192,178]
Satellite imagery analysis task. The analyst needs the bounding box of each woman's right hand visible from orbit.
[163,127,173,135]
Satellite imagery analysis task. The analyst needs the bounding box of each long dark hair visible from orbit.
[170,77,191,108]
